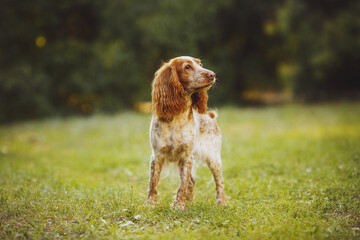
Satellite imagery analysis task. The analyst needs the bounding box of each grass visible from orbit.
[0,103,359,239]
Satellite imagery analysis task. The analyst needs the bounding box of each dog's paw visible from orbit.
[144,197,157,207]
[171,200,186,212]
[216,197,227,206]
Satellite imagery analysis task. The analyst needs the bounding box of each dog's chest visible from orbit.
[151,118,196,162]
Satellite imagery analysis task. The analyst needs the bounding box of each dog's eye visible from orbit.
[185,65,192,70]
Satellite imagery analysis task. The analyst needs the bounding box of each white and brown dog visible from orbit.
[146,56,226,211]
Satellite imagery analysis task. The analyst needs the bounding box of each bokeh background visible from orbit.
[1,0,360,123]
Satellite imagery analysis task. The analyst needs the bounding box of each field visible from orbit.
[0,103,359,239]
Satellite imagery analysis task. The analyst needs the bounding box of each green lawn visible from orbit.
[1,103,359,239]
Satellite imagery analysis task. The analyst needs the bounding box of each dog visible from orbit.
[146,56,225,211]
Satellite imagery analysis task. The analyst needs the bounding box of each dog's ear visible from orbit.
[191,91,208,114]
[152,63,187,121]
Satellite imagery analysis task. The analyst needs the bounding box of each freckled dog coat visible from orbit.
[146,56,225,211]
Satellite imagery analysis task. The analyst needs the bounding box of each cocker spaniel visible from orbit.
[146,56,225,211]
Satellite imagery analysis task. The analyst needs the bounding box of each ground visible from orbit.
[0,103,359,239]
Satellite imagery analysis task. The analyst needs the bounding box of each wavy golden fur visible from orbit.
[152,57,211,121]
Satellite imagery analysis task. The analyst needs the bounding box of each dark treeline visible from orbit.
[1,0,360,122]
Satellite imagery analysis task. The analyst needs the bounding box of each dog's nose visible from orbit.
[207,72,216,81]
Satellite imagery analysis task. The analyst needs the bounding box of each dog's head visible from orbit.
[152,56,216,121]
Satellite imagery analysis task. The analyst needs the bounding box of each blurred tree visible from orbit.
[1,0,359,122]
[276,0,360,100]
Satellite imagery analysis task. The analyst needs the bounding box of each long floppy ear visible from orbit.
[191,91,208,114]
[152,64,187,121]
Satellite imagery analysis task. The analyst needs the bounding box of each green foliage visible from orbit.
[0,103,360,239]
[276,0,360,99]
[1,0,360,122]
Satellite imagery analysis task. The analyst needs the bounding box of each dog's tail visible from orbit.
[208,110,218,119]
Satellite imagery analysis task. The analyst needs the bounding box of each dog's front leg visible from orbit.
[173,156,193,211]
[146,155,164,206]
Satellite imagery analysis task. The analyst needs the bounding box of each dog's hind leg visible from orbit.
[173,156,193,211]
[186,174,195,202]
[207,159,226,206]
